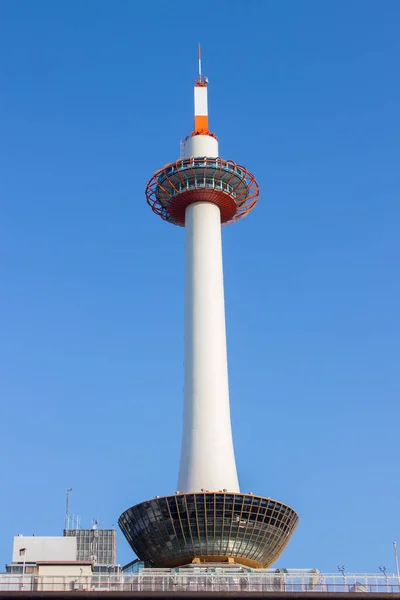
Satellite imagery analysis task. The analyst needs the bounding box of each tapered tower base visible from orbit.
[119,493,298,569]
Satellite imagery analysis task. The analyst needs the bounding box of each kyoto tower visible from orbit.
[119,47,299,568]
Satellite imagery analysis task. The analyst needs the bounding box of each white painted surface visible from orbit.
[182,134,218,159]
[12,536,77,563]
[177,202,240,493]
[194,86,208,116]
[37,564,92,577]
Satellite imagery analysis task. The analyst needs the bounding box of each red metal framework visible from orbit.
[146,157,260,227]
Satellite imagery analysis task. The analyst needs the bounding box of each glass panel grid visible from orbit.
[119,493,298,568]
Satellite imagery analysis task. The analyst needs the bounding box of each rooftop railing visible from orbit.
[1,570,400,593]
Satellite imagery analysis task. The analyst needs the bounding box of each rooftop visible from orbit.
[1,567,399,595]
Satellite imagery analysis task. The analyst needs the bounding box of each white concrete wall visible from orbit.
[182,135,218,159]
[37,564,92,577]
[177,202,240,493]
[12,536,76,563]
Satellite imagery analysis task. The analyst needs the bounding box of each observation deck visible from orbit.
[146,157,259,226]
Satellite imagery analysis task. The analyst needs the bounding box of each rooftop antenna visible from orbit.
[394,542,400,582]
[65,488,72,530]
[197,43,201,82]
[337,565,345,578]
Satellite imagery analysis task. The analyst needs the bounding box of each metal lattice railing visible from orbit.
[146,157,259,226]
[1,570,400,593]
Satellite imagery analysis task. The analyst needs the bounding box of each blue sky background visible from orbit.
[1,0,399,574]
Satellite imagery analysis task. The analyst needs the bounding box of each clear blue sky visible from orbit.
[1,0,399,574]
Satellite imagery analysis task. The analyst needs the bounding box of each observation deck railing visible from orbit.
[157,159,246,183]
[1,570,400,593]
[156,159,248,200]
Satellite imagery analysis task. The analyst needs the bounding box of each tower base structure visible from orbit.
[119,493,298,569]
[121,56,299,570]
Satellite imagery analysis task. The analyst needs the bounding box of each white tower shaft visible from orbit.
[177,201,240,493]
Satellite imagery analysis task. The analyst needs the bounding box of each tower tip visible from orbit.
[197,43,202,81]
[196,43,207,86]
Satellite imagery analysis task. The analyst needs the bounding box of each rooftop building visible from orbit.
[63,529,116,565]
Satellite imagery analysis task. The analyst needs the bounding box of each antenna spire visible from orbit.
[198,44,201,80]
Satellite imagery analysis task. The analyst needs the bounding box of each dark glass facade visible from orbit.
[63,529,116,564]
[119,493,298,568]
